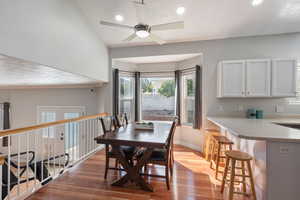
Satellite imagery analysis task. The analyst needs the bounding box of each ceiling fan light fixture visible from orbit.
[136,30,149,38]
[115,14,124,22]
[252,0,263,6]
[176,6,185,15]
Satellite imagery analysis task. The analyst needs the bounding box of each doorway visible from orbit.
[37,106,86,161]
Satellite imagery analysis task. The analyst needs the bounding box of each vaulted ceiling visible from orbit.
[76,0,300,47]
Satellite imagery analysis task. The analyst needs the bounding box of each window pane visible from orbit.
[185,98,195,124]
[64,112,80,149]
[41,111,56,138]
[182,74,196,124]
[119,76,135,121]
[120,99,133,121]
[120,77,134,98]
[141,77,175,121]
[289,67,300,104]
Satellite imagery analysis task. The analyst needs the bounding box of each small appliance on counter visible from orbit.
[256,110,264,119]
[246,108,264,119]
[246,109,256,119]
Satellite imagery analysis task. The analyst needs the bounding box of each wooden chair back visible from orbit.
[115,113,128,128]
[100,116,114,134]
[165,119,177,154]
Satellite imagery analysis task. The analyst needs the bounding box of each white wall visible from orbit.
[110,33,300,150]
[0,0,109,82]
[0,88,99,129]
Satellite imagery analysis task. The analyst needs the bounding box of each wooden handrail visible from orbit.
[0,112,108,137]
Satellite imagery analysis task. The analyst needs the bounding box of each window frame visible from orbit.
[119,73,135,122]
[181,72,196,126]
[288,65,300,104]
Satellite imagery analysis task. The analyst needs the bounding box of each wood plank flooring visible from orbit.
[26,145,250,200]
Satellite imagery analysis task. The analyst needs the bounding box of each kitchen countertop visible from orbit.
[207,116,300,142]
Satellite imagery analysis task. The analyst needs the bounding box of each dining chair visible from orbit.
[100,116,136,179]
[115,113,128,128]
[140,119,177,190]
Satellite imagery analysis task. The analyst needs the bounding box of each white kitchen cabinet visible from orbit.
[246,59,271,97]
[271,59,297,97]
[217,60,246,97]
[218,59,297,98]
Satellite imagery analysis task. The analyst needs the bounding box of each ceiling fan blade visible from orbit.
[100,21,134,30]
[151,21,184,31]
[149,33,166,45]
[123,33,137,42]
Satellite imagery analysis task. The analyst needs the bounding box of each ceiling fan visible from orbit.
[99,21,184,45]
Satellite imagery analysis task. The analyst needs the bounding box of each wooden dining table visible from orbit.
[94,122,172,192]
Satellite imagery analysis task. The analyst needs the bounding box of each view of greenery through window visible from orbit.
[141,77,175,121]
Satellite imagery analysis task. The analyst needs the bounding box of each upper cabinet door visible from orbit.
[246,59,271,97]
[272,59,297,97]
[218,60,246,97]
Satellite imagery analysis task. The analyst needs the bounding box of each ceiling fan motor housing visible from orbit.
[134,24,151,33]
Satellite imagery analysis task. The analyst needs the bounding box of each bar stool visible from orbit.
[221,150,257,200]
[210,135,234,179]
[203,129,220,161]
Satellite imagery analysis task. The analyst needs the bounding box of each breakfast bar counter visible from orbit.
[207,116,300,200]
[207,117,300,142]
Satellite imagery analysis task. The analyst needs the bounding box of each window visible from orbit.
[182,73,196,124]
[119,75,135,121]
[141,76,175,121]
[40,111,56,138]
[64,112,80,150]
[0,104,3,130]
[289,66,300,104]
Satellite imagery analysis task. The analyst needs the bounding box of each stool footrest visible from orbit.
[233,191,250,196]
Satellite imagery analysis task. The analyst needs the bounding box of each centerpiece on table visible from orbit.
[134,121,154,130]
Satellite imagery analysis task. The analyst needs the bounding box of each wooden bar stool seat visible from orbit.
[221,150,257,200]
[210,135,233,180]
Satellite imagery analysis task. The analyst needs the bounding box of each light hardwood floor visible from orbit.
[26,145,251,200]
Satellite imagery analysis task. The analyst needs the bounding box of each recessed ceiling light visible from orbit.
[115,14,124,22]
[176,7,185,15]
[252,0,264,6]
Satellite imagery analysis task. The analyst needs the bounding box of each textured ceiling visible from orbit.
[76,0,300,47]
[0,54,101,88]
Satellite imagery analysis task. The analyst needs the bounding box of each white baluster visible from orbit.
[34,131,37,187]
[47,128,50,178]
[72,121,75,164]
[7,136,11,200]
[41,129,44,183]
[53,127,56,177]
[17,134,20,196]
